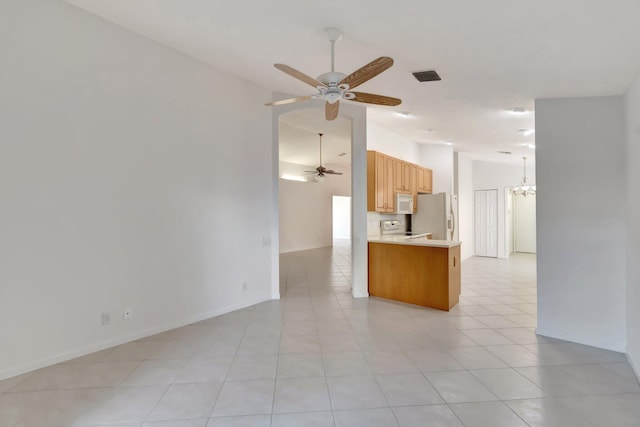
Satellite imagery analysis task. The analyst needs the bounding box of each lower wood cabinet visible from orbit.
[368,242,461,311]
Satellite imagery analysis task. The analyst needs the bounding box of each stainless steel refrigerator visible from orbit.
[411,193,459,241]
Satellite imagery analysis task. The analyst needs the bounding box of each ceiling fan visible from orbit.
[266,28,402,121]
[304,133,342,182]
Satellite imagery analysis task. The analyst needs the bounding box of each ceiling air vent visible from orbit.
[412,70,441,82]
[498,151,512,155]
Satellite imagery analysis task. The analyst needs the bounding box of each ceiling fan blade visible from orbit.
[265,95,314,106]
[325,170,343,175]
[274,64,326,89]
[339,57,394,90]
[325,101,339,121]
[350,91,402,106]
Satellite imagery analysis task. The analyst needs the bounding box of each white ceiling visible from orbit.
[66,0,640,165]
[280,110,352,166]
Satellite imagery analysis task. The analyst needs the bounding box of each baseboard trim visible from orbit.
[536,327,626,353]
[626,353,640,383]
[0,294,272,381]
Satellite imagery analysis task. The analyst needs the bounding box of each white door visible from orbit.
[475,189,498,257]
[514,194,536,253]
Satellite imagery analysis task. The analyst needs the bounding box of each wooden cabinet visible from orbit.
[409,164,418,213]
[368,242,461,311]
[394,160,415,195]
[367,151,431,212]
[417,166,433,194]
[393,159,404,193]
[367,151,395,213]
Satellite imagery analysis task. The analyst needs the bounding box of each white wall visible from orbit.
[419,144,454,194]
[536,96,627,352]
[366,121,420,163]
[473,161,534,258]
[626,73,640,372]
[279,165,351,252]
[455,153,475,260]
[0,0,274,379]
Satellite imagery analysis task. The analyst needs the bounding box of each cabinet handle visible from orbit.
[453,256,456,267]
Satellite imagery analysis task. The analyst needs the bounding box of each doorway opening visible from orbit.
[332,195,351,241]
[511,193,537,254]
[277,109,353,297]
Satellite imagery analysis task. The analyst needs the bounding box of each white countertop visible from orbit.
[368,235,461,248]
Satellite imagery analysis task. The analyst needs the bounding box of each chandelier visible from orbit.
[511,156,536,197]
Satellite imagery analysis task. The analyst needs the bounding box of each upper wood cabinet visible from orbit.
[410,164,418,213]
[394,159,412,194]
[417,166,433,194]
[368,151,432,212]
[393,159,418,196]
[367,151,395,213]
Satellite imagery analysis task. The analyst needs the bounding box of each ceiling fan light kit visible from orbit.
[266,27,402,121]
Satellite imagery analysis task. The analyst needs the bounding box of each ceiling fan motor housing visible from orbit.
[317,71,346,85]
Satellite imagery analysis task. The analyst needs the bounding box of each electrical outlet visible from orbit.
[262,237,271,247]
[123,307,133,320]
[102,312,111,326]
[242,282,247,291]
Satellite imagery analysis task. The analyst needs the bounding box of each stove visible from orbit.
[380,220,411,235]
[379,220,432,239]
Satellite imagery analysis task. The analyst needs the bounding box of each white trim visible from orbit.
[353,290,370,298]
[0,295,271,381]
[536,327,626,353]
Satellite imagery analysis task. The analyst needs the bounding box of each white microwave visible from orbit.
[395,193,414,214]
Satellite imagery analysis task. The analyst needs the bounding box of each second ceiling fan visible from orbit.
[266,28,402,121]
[304,133,342,182]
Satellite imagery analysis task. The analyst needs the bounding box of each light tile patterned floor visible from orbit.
[1,243,639,426]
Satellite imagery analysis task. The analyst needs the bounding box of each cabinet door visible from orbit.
[423,168,433,193]
[408,164,417,194]
[375,153,387,211]
[416,167,424,192]
[393,158,405,193]
[417,167,433,194]
[410,164,418,212]
[384,155,395,212]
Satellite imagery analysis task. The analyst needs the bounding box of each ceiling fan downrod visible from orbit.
[325,28,343,73]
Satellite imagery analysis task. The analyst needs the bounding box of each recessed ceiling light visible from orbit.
[444,141,453,146]
[498,151,512,155]
[425,128,436,132]
[527,144,536,149]
[337,152,347,157]
[397,111,411,117]
[518,129,535,136]
[509,107,528,114]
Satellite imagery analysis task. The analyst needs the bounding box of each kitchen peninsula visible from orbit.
[368,236,461,311]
